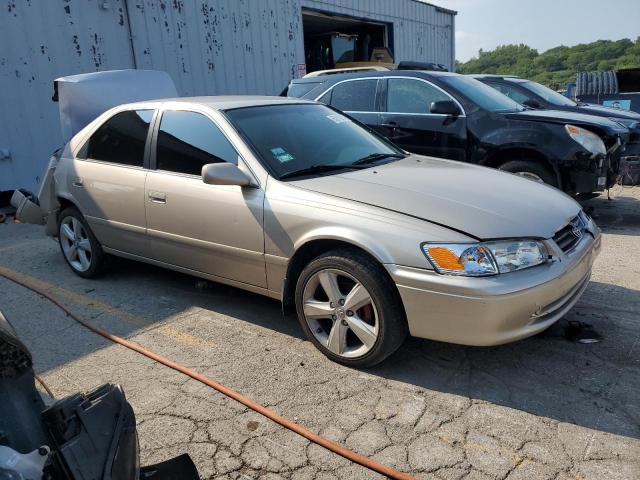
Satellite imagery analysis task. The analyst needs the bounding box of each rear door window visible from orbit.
[386,78,451,114]
[156,110,238,176]
[328,79,377,112]
[80,109,153,167]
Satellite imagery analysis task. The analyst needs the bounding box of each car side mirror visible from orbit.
[523,99,541,109]
[430,100,460,116]
[202,163,252,187]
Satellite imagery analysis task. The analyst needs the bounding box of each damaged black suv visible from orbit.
[472,74,640,161]
[286,71,629,194]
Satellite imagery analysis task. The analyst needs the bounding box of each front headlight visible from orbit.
[565,124,606,156]
[422,240,548,277]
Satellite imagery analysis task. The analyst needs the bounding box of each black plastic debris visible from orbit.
[140,454,199,480]
[564,320,603,344]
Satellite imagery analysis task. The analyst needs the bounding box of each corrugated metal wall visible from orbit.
[0,0,136,191]
[126,0,304,96]
[0,0,454,192]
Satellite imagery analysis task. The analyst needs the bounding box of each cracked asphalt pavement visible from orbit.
[1,187,639,479]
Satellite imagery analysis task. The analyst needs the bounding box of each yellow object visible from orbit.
[427,247,464,271]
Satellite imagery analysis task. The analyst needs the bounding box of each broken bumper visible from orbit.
[387,230,601,346]
[10,189,45,225]
[10,153,60,236]
[562,153,610,193]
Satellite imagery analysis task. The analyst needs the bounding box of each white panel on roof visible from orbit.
[55,69,178,142]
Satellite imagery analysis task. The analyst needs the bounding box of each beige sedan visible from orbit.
[42,96,600,366]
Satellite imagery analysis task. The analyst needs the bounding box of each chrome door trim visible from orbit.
[72,158,148,171]
[314,75,467,117]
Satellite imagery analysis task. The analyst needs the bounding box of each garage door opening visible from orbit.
[302,9,392,74]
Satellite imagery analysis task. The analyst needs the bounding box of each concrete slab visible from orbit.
[1,186,639,479]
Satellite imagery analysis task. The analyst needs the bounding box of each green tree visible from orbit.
[456,37,640,88]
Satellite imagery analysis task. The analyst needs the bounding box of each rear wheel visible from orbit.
[295,249,408,367]
[499,160,558,187]
[58,207,107,278]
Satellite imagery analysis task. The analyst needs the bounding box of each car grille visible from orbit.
[553,214,587,253]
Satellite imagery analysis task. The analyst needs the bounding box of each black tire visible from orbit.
[499,160,558,188]
[294,248,408,368]
[57,207,107,278]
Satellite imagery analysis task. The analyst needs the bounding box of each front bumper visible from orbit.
[562,153,610,193]
[387,229,601,346]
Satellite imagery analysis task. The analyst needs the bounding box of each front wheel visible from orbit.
[499,160,558,188]
[58,207,107,278]
[294,249,408,367]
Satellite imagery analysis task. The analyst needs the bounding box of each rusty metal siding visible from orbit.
[1,0,453,192]
[0,0,135,191]
[125,0,305,96]
[125,0,454,97]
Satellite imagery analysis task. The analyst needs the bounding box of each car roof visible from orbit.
[290,70,461,85]
[469,74,524,82]
[119,95,315,111]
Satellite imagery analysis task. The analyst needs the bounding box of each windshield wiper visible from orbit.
[279,153,406,180]
[352,152,406,166]
[279,164,367,180]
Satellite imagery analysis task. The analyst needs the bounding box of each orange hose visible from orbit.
[1,269,415,480]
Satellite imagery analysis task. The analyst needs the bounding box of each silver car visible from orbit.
[44,96,601,366]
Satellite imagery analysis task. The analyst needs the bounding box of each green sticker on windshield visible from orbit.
[271,147,295,163]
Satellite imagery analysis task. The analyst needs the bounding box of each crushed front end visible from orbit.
[560,128,628,193]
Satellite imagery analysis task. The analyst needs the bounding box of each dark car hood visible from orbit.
[506,109,629,134]
[578,103,640,122]
[290,156,580,240]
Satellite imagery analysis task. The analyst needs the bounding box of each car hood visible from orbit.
[289,156,581,240]
[506,109,629,135]
[578,103,640,122]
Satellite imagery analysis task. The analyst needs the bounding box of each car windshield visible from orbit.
[520,80,577,107]
[225,104,404,179]
[439,75,523,112]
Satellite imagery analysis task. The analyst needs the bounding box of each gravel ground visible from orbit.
[1,186,639,480]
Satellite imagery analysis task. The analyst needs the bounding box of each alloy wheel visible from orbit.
[60,216,92,272]
[302,268,379,358]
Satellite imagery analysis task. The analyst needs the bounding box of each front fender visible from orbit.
[471,127,561,167]
[293,225,395,264]
[263,181,474,284]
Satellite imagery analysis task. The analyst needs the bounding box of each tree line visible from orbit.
[456,38,640,89]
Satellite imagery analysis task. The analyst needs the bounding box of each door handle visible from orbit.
[381,122,398,129]
[148,191,167,204]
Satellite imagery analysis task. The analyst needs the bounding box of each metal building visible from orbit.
[0,0,456,192]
